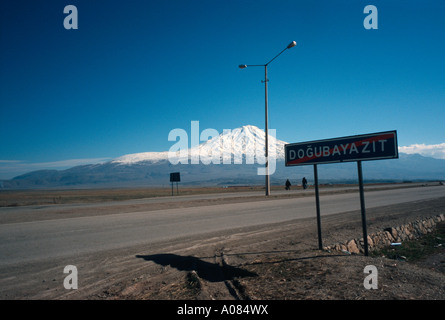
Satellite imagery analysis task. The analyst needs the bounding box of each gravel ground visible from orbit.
[79,196,445,301]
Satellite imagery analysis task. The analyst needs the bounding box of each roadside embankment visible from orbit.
[325,214,445,254]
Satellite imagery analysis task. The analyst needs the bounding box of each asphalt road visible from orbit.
[1,185,444,267]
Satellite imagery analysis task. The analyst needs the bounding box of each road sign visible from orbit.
[285,131,398,167]
[170,172,180,196]
[285,130,398,256]
[170,172,180,182]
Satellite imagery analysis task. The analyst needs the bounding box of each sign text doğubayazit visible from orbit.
[285,131,398,166]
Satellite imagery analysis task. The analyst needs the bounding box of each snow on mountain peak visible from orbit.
[112,125,288,165]
[112,151,170,164]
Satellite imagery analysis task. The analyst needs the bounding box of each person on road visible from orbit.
[285,179,291,190]
[302,177,308,190]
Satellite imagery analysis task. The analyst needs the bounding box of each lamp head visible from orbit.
[238,65,247,69]
[287,41,297,49]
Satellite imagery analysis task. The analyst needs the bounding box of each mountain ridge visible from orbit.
[1,125,445,189]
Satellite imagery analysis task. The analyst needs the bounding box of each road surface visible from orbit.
[1,184,444,267]
[0,184,445,300]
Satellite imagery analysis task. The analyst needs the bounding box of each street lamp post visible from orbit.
[239,41,297,196]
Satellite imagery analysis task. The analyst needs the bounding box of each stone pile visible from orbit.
[324,213,445,254]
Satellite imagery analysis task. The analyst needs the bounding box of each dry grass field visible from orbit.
[0,185,276,207]
[0,182,428,207]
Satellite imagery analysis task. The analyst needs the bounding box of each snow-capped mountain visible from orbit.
[112,125,287,165]
[2,125,445,189]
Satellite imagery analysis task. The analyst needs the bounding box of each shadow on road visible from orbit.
[136,253,257,283]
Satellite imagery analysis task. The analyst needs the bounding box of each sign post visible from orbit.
[313,164,322,250]
[357,161,369,256]
[170,172,181,196]
[285,131,398,256]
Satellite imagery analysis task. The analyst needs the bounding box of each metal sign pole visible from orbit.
[357,161,369,256]
[313,164,323,250]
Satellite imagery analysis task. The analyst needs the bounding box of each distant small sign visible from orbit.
[170,172,181,182]
[285,131,398,166]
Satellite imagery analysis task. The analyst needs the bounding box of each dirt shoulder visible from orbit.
[49,195,445,301]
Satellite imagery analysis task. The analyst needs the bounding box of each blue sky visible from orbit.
[1,0,445,179]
